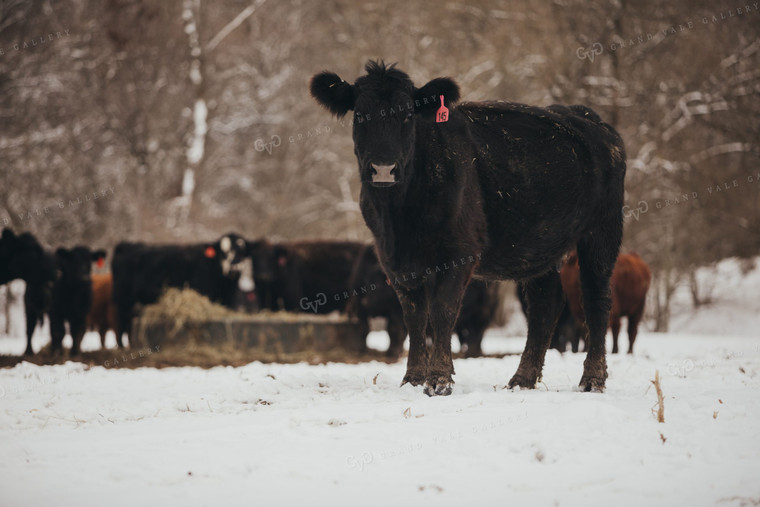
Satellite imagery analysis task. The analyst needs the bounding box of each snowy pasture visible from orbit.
[0,331,758,507]
[1,258,759,506]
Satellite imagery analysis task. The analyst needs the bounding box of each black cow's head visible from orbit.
[310,60,460,188]
[55,246,105,285]
[0,228,55,286]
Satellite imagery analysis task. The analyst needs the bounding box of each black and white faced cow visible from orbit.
[111,233,251,348]
[311,61,626,395]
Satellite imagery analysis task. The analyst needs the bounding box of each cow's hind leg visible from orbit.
[508,270,565,389]
[115,303,131,349]
[386,312,407,360]
[49,314,65,356]
[577,239,620,392]
[69,316,86,356]
[23,286,44,356]
[610,314,621,354]
[24,305,38,356]
[462,325,485,358]
[627,308,644,354]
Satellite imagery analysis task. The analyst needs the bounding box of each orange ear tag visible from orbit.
[436,95,449,123]
[205,246,216,258]
[96,258,105,269]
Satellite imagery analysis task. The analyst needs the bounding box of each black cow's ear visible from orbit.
[310,71,355,118]
[92,250,107,267]
[55,247,71,259]
[414,77,460,113]
[273,245,290,267]
[2,228,15,241]
[204,245,218,259]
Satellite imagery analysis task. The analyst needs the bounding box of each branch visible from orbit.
[205,0,267,53]
[689,142,756,164]
[651,370,665,423]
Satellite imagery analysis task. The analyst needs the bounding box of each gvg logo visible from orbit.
[299,293,327,313]
[346,452,373,471]
[254,135,281,155]
[622,200,649,221]
[666,359,694,378]
[576,43,603,62]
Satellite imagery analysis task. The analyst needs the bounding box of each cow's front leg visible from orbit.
[396,286,429,387]
[425,270,473,396]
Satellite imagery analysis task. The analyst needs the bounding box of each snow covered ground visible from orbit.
[1,258,759,506]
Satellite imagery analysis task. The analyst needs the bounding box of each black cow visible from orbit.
[311,61,625,395]
[247,239,300,312]
[46,247,106,355]
[1,229,56,355]
[250,240,366,315]
[348,244,501,358]
[111,233,250,348]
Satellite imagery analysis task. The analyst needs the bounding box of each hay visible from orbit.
[139,288,349,324]
[140,288,238,323]
[138,288,238,341]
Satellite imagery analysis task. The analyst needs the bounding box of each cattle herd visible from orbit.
[1,60,654,397]
[1,226,650,361]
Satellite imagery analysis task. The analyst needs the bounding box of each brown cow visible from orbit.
[561,252,652,354]
[86,273,118,349]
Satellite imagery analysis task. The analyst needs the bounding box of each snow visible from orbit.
[0,333,758,506]
[1,259,759,506]
[669,257,760,337]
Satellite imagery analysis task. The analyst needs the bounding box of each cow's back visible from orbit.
[457,102,625,281]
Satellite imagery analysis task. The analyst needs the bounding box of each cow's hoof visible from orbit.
[423,377,453,397]
[401,372,426,387]
[508,374,536,390]
[579,376,606,392]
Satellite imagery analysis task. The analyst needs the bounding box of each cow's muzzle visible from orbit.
[370,163,397,187]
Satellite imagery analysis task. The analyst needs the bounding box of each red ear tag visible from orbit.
[96,258,105,269]
[436,95,449,123]
[205,246,216,258]
[278,256,287,267]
